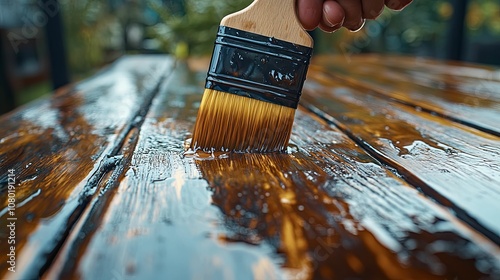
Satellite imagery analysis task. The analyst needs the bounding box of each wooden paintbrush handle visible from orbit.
[221,0,313,47]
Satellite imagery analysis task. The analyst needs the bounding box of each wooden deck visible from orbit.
[0,55,499,279]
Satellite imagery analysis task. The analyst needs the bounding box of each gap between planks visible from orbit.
[48,58,500,279]
[29,61,174,279]
[309,65,500,137]
[300,77,500,246]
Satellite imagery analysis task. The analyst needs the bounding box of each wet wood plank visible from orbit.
[301,69,500,245]
[45,60,500,279]
[357,55,500,99]
[0,56,173,279]
[345,54,500,81]
[312,56,500,135]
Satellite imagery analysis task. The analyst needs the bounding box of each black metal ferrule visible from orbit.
[205,26,313,109]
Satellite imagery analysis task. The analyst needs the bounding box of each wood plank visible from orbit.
[360,60,500,101]
[301,69,500,245]
[0,56,173,279]
[47,60,500,279]
[344,54,500,81]
[331,55,500,101]
[311,56,500,136]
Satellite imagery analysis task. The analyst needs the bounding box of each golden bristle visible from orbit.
[191,89,296,153]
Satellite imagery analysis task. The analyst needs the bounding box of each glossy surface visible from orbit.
[207,26,312,108]
[0,56,173,279]
[312,55,500,136]
[1,55,500,279]
[303,64,500,243]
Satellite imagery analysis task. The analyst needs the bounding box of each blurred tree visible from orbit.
[58,0,500,79]
[163,0,186,16]
[316,0,451,57]
[467,0,500,37]
[61,0,123,76]
[315,0,500,63]
[147,0,249,57]
[466,0,500,65]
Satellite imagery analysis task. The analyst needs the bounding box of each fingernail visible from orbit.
[350,19,366,32]
[388,0,412,11]
[321,22,342,33]
[323,7,335,27]
[399,1,412,10]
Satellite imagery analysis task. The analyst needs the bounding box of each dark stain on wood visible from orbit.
[311,55,500,136]
[197,111,499,279]
[1,56,499,279]
[302,69,500,245]
[0,56,174,279]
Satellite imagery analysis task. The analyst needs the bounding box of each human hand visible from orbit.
[297,0,413,32]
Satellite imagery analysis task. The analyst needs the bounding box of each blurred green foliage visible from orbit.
[326,0,500,56]
[147,0,249,57]
[315,0,450,57]
[60,0,500,76]
[467,0,500,36]
[61,0,121,76]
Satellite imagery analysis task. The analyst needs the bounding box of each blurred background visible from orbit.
[1,0,499,114]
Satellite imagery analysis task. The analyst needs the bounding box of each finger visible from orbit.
[319,0,345,32]
[384,0,413,11]
[296,0,323,30]
[334,0,364,31]
[319,21,342,33]
[362,0,385,19]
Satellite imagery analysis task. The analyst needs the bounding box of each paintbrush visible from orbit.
[191,0,313,153]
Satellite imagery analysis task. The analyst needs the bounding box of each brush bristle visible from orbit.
[191,89,296,153]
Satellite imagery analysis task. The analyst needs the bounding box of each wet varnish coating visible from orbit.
[1,56,499,279]
[0,56,173,279]
[312,55,500,136]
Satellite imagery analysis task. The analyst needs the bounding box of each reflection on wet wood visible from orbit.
[46,61,500,279]
[302,72,500,245]
[0,56,173,279]
[312,55,500,135]
[359,58,500,100]
[198,115,500,279]
[347,54,500,81]
[1,55,500,279]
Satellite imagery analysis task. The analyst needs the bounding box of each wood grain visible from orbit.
[301,70,500,245]
[45,60,500,280]
[0,56,173,279]
[343,54,500,81]
[311,56,500,136]
[358,57,500,100]
[221,0,313,47]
